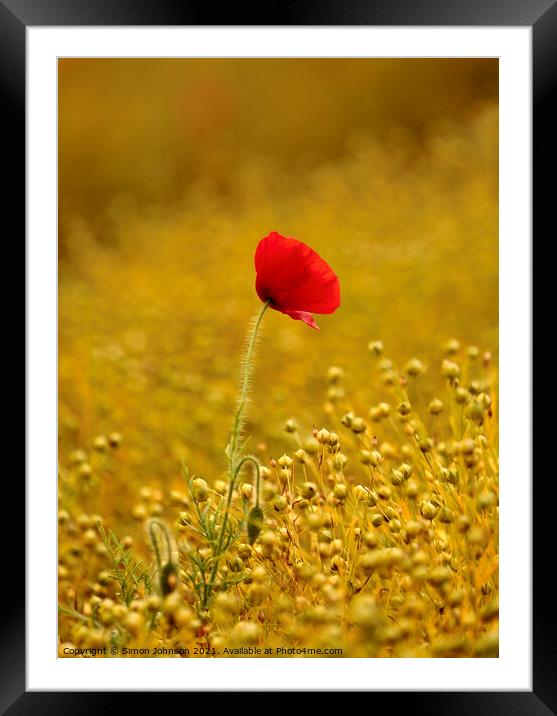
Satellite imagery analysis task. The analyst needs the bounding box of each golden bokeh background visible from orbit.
[59,58,498,519]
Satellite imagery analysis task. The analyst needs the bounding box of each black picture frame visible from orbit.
[7,0,550,712]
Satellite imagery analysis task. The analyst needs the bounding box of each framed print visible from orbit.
[7,0,551,711]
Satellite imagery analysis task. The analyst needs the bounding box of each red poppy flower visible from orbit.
[255,232,340,330]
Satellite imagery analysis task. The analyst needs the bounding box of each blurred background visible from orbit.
[59,59,498,511]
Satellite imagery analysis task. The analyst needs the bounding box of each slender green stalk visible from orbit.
[204,300,269,605]
[227,299,270,463]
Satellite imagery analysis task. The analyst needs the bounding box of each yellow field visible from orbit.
[58,59,498,658]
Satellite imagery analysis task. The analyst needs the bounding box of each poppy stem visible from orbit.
[205,300,270,605]
[227,299,270,463]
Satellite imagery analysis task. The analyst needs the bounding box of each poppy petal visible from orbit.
[281,310,320,330]
[255,232,340,318]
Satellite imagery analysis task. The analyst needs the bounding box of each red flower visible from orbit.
[255,232,340,330]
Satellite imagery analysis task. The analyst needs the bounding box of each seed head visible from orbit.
[240,483,253,500]
[278,454,293,468]
[92,435,108,452]
[444,339,461,355]
[284,418,298,434]
[465,400,484,424]
[327,366,344,383]
[441,360,461,379]
[333,483,348,501]
[405,358,425,377]
[69,449,87,465]
[108,431,122,448]
[328,432,340,447]
[420,501,438,520]
[340,412,354,427]
[368,340,384,356]
[300,482,317,500]
[273,495,287,512]
[332,453,348,470]
[192,478,208,502]
[351,417,366,433]
[316,428,330,444]
[428,398,444,415]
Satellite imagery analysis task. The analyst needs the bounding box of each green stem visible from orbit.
[227,299,270,463]
[204,301,269,606]
[206,455,260,602]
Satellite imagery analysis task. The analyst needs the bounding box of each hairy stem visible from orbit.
[227,299,270,463]
[204,301,269,606]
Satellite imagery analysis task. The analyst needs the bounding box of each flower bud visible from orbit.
[420,501,438,520]
[418,437,433,453]
[405,358,425,377]
[92,435,108,452]
[339,416,353,434]
[214,479,227,495]
[108,431,122,448]
[443,338,461,355]
[332,453,348,470]
[368,340,384,356]
[428,398,444,415]
[438,506,455,523]
[390,470,403,486]
[278,454,293,468]
[192,478,208,502]
[465,401,484,424]
[441,359,460,379]
[350,418,366,433]
[316,428,330,444]
[273,494,287,512]
[328,432,339,447]
[78,463,92,480]
[460,438,475,454]
[284,419,298,434]
[160,562,178,595]
[247,506,264,545]
[327,366,344,383]
[240,483,253,499]
[69,449,87,465]
[333,483,347,501]
[132,504,147,521]
[300,482,317,500]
